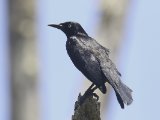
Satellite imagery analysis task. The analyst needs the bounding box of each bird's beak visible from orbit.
[48,24,62,29]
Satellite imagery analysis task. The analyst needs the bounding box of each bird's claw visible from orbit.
[76,91,99,109]
[92,92,99,101]
[74,84,99,110]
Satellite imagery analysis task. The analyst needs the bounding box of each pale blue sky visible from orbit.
[0,0,10,120]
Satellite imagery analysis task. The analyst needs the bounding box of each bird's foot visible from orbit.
[75,85,99,110]
[81,84,98,102]
[92,92,99,101]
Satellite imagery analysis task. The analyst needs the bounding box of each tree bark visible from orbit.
[72,94,101,120]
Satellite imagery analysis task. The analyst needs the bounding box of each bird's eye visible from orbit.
[68,24,72,28]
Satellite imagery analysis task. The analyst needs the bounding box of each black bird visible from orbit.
[48,22,133,108]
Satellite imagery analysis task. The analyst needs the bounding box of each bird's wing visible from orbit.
[88,38,110,55]
[84,37,122,77]
[97,54,121,88]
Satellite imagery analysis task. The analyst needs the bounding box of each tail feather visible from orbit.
[115,92,124,109]
[114,82,133,108]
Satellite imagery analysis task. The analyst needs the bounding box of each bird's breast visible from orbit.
[66,37,94,69]
[66,37,88,55]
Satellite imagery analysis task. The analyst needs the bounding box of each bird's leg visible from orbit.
[77,84,94,107]
[83,84,99,100]
[86,83,94,92]
[83,83,95,97]
[91,86,98,92]
[90,86,99,101]
[77,84,99,109]
[75,84,94,110]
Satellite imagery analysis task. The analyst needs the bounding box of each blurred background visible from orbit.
[0,0,160,120]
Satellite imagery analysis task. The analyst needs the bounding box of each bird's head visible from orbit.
[48,21,88,38]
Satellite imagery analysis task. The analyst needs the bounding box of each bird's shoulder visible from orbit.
[87,37,110,55]
[69,35,110,55]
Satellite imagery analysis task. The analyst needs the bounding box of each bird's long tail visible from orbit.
[114,82,133,109]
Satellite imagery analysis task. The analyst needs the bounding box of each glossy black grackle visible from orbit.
[48,22,133,108]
